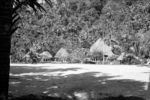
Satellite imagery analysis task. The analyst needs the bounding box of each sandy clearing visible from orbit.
[10,64,150,83]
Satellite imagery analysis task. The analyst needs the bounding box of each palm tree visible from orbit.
[0,0,52,99]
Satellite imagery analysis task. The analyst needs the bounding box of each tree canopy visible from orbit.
[11,0,150,64]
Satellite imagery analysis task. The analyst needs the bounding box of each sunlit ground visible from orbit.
[9,64,150,99]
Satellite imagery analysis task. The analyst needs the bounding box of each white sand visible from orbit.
[10,64,150,82]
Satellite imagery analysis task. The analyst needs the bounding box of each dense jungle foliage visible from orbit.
[11,0,150,64]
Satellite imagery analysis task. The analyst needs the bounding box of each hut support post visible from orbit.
[147,73,150,91]
[102,54,105,64]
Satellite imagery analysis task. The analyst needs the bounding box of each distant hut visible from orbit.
[55,48,70,62]
[39,51,52,62]
[90,38,115,62]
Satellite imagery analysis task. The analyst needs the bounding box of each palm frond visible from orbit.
[25,0,45,12]
[10,0,52,36]
[10,27,19,37]
[44,0,53,7]
[12,16,20,27]
[13,0,43,12]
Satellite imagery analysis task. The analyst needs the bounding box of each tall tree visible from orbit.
[0,0,51,99]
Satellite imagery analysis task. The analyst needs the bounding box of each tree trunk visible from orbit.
[147,73,150,98]
[0,36,11,100]
[0,0,12,100]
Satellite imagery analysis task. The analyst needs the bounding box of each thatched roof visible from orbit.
[90,38,114,57]
[55,48,69,59]
[39,51,52,58]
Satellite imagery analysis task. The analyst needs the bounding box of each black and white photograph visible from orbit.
[0,0,150,100]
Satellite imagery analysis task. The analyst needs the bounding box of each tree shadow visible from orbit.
[10,94,146,100]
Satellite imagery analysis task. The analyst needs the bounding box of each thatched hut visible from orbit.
[90,38,114,62]
[39,51,52,62]
[55,48,70,62]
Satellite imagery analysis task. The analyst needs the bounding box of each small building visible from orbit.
[39,51,52,62]
[90,38,115,62]
[55,48,70,62]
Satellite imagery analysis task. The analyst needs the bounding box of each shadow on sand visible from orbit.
[10,94,145,100]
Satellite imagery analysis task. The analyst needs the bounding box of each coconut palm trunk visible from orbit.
[148,73,150,96]
[0,36,11,100]
[0,0,12,99]
[0,0,50,99]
